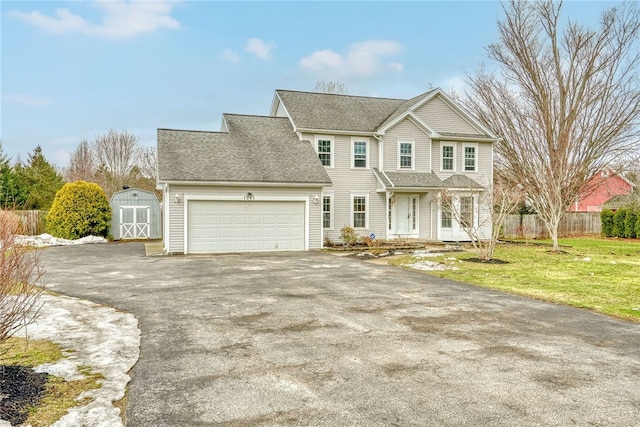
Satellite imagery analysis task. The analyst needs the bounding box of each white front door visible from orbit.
[392,195,418,237]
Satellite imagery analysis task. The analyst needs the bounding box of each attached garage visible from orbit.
[158,115,332,255]
[187,200,305,253]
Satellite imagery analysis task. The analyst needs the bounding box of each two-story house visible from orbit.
[157,88,498,254]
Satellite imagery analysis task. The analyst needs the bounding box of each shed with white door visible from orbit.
[110,188,162,240]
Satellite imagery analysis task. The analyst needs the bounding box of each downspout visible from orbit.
[374,132,389,238]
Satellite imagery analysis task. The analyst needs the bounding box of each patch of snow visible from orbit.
[15,234,107,248]
[409,261,459,271]
[412,250,444,258]
[583,257,591,262]
[17,294,140,427]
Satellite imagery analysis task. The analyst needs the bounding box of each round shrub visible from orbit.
[624,210,638,239]
[600,209,614,237]
[45,181,111,239]
[612,208,627,238]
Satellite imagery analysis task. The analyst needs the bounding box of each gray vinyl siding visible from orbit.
[165,184,323,253]
[303,132,386,242]
[415,96,480,134]
[432,141,493,187]
[382,119,431,171]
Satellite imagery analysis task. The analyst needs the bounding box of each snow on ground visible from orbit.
[409,251,460,271]
[19,294,140,427]
[16,234,107,247]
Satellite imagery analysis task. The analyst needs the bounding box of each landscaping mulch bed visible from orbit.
[0,365,47,426]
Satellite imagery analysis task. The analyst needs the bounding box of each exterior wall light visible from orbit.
[313,195,320,204]
[174,193,181,203]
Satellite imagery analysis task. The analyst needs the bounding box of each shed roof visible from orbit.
[158,115,331,185]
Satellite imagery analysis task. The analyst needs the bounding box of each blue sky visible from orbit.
[1,0,618,167]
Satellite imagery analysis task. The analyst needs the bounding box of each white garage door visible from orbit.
[187,200,305,253]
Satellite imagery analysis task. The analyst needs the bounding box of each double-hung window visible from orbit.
[463,143,477,172]
[316,136,333,167]
[322,195,333,229]
[398,141,414,169]
[441,143,455,171]
[460,196,474,228]
[441,198,453,228]
[352,138,369,168]
[352,195,367,228]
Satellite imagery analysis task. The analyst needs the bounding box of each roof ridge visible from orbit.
[275,88,406,102]
[158,128,225,134]
[223,113,289,119]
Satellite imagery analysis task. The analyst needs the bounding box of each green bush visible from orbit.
[45,181,111,239]
[600,209,615,237]
[612,208,627,238]
[624,210,638,239]
[636,214,640,239]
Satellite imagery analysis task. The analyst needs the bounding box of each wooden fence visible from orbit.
[501,212,602,239]
[11,210,47,235]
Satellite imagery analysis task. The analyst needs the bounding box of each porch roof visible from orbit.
[373,169,484,191]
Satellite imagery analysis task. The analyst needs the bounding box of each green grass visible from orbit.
[390,237,640,322]
[0,337,103,427]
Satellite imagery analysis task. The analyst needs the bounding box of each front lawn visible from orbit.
[389,237,640,322]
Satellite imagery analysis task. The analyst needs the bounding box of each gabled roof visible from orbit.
[158,115,331,185]
[274,88,497,139]
[274,90,405,133]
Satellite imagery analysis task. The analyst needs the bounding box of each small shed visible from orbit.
[110,188,162,240]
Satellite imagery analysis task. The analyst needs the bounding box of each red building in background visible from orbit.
[569,169,635,212]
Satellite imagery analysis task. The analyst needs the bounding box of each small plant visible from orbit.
[600,209,614,237]
[323,233,334,247]
[340,226,358,246]
[45,181,111,240]
[360,235,380,248]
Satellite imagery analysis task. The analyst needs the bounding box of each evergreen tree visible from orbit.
[15,146,65,210]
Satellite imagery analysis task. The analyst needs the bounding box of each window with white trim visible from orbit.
[442,198,452,228]
[398,141,414,169]
[441,143,455,171]
[460,196,474,228]
[316,136,333,167]
[352,195,367,228]
[322,195,333,229]
[352,138,369,168]
[463,143,477,172]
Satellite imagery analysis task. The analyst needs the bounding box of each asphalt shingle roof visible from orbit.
[158,115,331,184]
[372,168,484,190]
[276,90,406,132]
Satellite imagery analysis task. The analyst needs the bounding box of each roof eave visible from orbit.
[158,179,331,187]
[296,128,376,136]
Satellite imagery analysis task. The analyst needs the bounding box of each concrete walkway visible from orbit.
[41,242,640,426]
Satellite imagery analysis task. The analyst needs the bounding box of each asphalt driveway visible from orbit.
[41,243,640,426]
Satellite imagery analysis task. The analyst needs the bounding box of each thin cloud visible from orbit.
[300,40,404,77]
[245,38,276,59]
[222,48,240,63]
[4,94,51,106]
[10,1,180,39]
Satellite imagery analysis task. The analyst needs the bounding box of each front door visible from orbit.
[391,195,418,237]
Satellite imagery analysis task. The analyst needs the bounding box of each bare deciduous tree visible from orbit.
[439,175,523,261]
[93,129,141,198]
[138,146,158,180]
[465,0,640,251]
[0,210,44,351]
[314,81,347,94]
[65,139,94,182]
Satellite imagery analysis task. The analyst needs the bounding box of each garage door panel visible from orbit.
[188,200,305,253]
